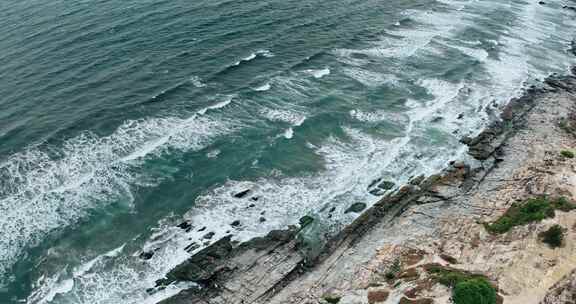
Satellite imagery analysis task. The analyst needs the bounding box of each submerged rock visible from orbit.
[230,220,241,227]
[203,232,215,239]
[345,202,367,214]
[176,221,192,231]
[299,215,314,228]
[233,189,251,199]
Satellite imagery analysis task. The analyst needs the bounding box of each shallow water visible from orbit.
[0,0,575,302]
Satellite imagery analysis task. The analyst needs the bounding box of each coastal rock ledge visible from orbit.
[159,72,576,304]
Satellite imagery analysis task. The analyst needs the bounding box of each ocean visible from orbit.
[0,0,575,302]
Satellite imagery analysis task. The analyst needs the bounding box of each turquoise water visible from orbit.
[0,0,575,302]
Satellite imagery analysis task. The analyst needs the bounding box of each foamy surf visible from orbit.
[0,114,231,282]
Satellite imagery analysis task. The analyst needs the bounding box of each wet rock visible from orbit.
[248,203,256,208]
[161,236,234,285]
[431,116,443,123]
[369,188,386,196]
[457,113,464,119]
[538,1,545,4]
[198,226,207,232]
[329,207,336,213]
[251,197,259,201]
[230,220,241,227]
[378,181,395,190]
[409,175,425,186]
[345,203,367,214]
[259,217,266,223]
[299,215,314,228]
[184,242,199,253]
[139,251,154,260]
[368,178,382,189]
[233,189,251,199]
[176,221,192,231]
[452,161,466,169]
[203,232,215,239]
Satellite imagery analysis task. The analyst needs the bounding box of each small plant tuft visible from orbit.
[484,197,575,234]
[384,258,402,281]
[561,150,575,158]
[323,295,341,304]
[540,224,565,248]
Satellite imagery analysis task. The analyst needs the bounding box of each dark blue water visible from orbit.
[0,0,574,303]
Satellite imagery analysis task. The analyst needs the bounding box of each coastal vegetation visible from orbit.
[561,150,575,158]
[426,265,497,304]
[484,197,575,234]
[539,224,565,248]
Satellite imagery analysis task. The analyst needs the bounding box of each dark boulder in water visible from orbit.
[345,202,367,213]
[176,221,192,231]
[184,242,200,253]
[369,188,386,196]
[259,217,266,223]
[230,220,241,227]
[378,181,395,190]
[139,251,154,260]
[198,226,207,232]
[233,189,251,199]
[203,232,215,239]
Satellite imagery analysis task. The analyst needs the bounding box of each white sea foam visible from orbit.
[253,82,271,91]
[189,76,206,88]
[206,149,221,158]
[0,115,230,281]
[261,108,307,126]
[233,49,274,66]
[283,128,294,139]
[197,95,234,115]
[304,67,331,79]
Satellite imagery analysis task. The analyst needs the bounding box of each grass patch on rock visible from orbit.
[561,150,575,158]
[539,224,565,248]
[484,197,575,234]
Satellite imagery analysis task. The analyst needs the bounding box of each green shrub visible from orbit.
[540,224,564,248]
[453,278,497,304]
[561,150,575,158]
[485,197,574,234]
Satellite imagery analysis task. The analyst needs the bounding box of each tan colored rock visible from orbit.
[367,288,390,303]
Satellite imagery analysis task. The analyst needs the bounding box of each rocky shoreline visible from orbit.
[156,70,576,304]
